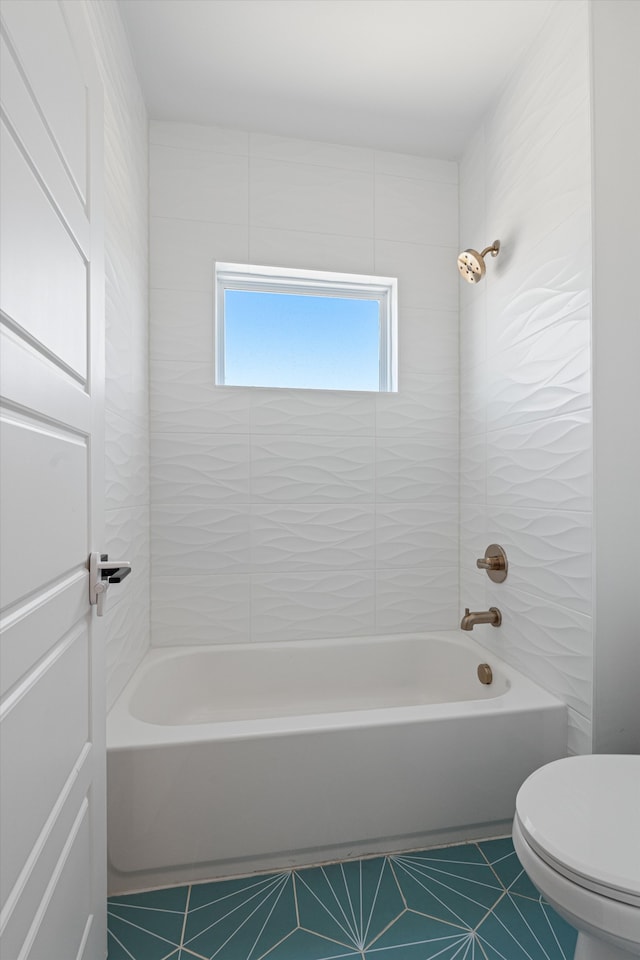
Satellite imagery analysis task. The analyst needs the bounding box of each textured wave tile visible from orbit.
[250,436,375,502]
[374,239,458,311]
[459,433,486,506]
[375,568,458,633]
[150,143,249,224]
[374,175,458,247]
[151,505,250,576]
[459,504,489,614]
[375,503,457,569]
[486,412,592,512]
[151,574,250,645]
[459,361,487,439]
[376,376,458,439]
[251,571,375,642]
[105,577,150,711]
[251,504,375,572]
[151,362,251,434]
[250,132,374,172]
[374,150,457,184]
[249,157,374,237]
[568,708,592,756]
[399,309,458,378]
[376,437,457,502]
[151,433,250,504]
[249,227,375,276]
[486,0,588,190]
[250,389,375,436]
[459,297,486,371]
[108,838,576,960]
[487,308,590,432]
[483,586,592,718]
[150,216,248,291]
[150,288,213,362]
[487,507,591,615]
[105,410,149,510]
[486,208,591,354]
[486,107,589,261]
[150,119,249,154]
[104,505,150,606]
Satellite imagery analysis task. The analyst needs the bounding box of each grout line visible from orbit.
[179,884,192,949]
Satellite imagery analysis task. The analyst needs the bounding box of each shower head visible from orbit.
[457,240,500,284]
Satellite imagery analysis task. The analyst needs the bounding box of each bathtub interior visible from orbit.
[127,633,511,726]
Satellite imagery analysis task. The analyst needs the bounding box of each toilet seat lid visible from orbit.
[516,755,640,903]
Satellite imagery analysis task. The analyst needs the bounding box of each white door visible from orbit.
[0,1,107,957]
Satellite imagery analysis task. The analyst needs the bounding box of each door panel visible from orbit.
[0,413,88,607]
[0,0,88,201]
[0,1,106,957]
[0,122,88,376]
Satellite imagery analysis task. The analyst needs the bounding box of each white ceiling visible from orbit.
[118,0,556,159]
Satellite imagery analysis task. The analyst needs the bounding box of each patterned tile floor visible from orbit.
[107,837,578,960]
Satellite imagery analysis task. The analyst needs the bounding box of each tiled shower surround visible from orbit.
[149,129,460,645]
[457,0,593,755]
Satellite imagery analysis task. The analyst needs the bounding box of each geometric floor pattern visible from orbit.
[108,837,578,960]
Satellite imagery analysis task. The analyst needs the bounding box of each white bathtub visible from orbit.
[107,631,567,893]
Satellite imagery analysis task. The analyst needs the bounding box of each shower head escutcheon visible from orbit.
[457,240,500,284]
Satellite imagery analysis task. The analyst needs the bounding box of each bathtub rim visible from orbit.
[107,630,565,750]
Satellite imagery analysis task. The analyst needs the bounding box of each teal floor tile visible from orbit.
[107,839,578,960]
[260,928,363,959]
[391,848,503,929]
[478,837,541,900]
[296,857,404,951]
[183,872,296,959]
[477,891,577,960]
[365,910,472,958]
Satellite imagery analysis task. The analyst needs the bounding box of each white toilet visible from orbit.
[513,755,640,959]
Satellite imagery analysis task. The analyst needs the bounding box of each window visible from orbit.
[215,263,397,392]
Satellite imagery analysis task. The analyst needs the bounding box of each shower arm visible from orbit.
[480,241,501,259]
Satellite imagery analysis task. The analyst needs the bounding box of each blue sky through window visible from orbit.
[223,289,381,391]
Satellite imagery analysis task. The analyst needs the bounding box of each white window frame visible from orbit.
[214,262,398,392]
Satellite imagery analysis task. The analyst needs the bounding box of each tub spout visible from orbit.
[460,607,502,630]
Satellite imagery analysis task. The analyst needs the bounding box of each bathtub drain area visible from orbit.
[107,836,577,959]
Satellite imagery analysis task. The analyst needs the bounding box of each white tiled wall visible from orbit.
[458,0,592,755]
[84,1,150,708]
[149,128,459,644]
